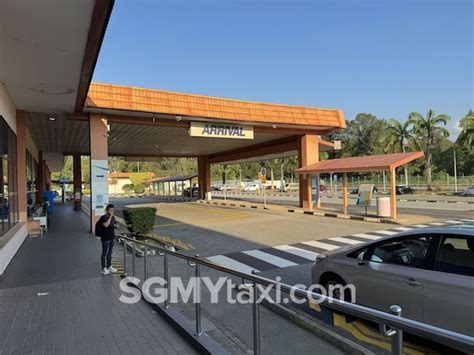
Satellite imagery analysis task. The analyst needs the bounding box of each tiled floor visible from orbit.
[0,203,197,354]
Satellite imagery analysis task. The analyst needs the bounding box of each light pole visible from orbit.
[453,148,458,192]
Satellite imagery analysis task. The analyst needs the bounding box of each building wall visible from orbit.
[26,127,39,163]
[0,83,17,134]
[108,177,132,194]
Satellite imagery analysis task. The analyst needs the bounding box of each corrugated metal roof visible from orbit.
[86,83,345,129]
[146,174,198,183]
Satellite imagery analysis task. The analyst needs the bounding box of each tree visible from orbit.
[385,119,414,185]
[409,109,450,190]
[457,110,474,146]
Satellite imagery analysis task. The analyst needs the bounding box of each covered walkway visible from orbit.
[0,204,196,354]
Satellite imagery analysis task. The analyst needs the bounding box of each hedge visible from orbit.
[123,207,157,236]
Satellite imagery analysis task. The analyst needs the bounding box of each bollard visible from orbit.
[252,270,261,355]
[194,254,202,336]
[164,252,170,308]
[390,305,403,355]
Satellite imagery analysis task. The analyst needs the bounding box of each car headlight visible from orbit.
[315,254,327,264]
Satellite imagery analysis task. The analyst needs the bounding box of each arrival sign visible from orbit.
[190,121,254,140]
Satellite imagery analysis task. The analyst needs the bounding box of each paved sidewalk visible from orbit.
[0,203,196,354]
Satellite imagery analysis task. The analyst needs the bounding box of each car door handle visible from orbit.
[403,278,421,287]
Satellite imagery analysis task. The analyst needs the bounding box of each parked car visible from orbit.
[182,186,200,198]
[243,183,260,192]
[462,186,474,196]
[396,185,415,195]
[311,225,474,336]
[350,186,378,194]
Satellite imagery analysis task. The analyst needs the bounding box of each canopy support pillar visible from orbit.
[298,134,319,209]
[342,173,348,215]
[89,113,109,233]
[390,168,397,219]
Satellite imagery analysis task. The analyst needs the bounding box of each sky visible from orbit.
[93,0,473,139]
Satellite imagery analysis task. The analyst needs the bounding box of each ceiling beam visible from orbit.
[75,0,115,112]
[208,136,298,164]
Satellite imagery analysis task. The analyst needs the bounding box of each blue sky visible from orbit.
[93,0,473,139]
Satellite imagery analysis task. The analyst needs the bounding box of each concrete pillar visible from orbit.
[37,151,44,203]
[298,134,319,209]
[390,168,397,219]
[197,156,211,200]
[89,114,109,232]
[73,154,82,210]
[16,111,28,221]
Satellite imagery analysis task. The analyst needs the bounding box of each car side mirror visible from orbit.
[357,251,366,265]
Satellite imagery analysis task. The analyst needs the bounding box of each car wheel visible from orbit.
[322,274,351,302]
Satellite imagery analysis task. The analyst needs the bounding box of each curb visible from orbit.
[197,200,397,225]
[211,192,474,204]
[261,300,373,355]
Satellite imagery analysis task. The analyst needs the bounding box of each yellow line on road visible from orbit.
[333,314,430,355]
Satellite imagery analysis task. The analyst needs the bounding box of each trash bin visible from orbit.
[377,197,391,217]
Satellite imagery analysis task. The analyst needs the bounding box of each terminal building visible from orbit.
[0,0,345,274]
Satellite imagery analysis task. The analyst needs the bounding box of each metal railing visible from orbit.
[118,233,474,354]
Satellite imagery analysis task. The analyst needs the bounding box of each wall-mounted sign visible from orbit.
[91,159,109,216]
[190,121,254,140]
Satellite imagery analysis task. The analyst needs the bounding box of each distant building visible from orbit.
[108,172,154,194]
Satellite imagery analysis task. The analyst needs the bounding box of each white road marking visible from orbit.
[352,233,382,240]
[274,245,318,260]
[374,230,398,235]
[300,240,340,251]
[413,224,430,228]
[329,237,364,245]
[444,220,463,224]
[429,222,446,226]
[207,255,257,274]
[393,227,414,231]
[242,250,298,268]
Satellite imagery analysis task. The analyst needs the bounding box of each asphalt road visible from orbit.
[211,192,474,220]
[108,197,471,354]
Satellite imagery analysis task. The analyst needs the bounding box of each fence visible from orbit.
[118,233,474,355]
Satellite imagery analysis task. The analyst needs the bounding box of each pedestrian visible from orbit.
[96,204,119,275]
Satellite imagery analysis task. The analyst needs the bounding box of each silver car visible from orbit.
[311,225,474,336]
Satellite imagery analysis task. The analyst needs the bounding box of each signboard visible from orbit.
[190,121,254,140]
[311,176,320,207]
[91,159,109,216]
[333,140,342,150]
[356,184,374,207]
[259,167,267,184]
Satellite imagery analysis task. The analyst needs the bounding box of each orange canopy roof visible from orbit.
[85,83,345,130]
[296,152,424,174]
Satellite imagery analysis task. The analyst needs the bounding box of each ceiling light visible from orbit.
[176,116,182,121]
[272,124,277,129]
[49,117,56,121]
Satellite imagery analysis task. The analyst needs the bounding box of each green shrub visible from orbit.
[122,184,134,192]
[123,207,157,237]
[134,183,145,194]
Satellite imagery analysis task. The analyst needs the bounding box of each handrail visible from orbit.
[118,233,474,354]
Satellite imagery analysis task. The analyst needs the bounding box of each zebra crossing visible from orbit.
[206,219,474,274]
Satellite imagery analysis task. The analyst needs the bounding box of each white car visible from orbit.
[462,186,474,196]
[243,183,260,192]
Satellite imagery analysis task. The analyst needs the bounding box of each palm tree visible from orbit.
[409,109,450,190]
[385,119,413,185]
[457,111,474,146]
